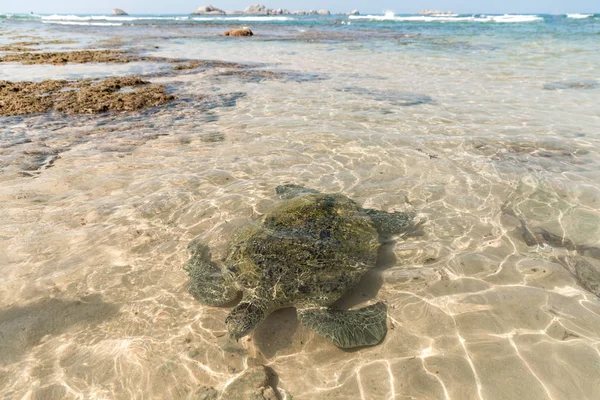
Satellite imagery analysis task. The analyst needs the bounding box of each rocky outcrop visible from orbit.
[111,8,128,15]
[223,28,254,37]
[350,10,360,15]
[191,5,226,15]
[225,10,244,15]
[418,9,453,15]
[317,10,330,15]
[244,4,270,14]
[240,5,290,15]
[0,77,174,116]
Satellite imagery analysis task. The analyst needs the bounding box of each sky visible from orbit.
[1,1,597,15]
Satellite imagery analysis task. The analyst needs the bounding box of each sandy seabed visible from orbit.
[1,18,600,400]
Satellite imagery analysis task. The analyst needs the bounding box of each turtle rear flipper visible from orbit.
[184,239,239,306]
[363,209,417,236]
[298,302,387,349]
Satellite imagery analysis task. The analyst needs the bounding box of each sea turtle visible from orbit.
[183,184,416,348]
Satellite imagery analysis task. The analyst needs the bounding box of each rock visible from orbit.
[226,10,244,15]
[350,10,360,15]
[543,79,598,90]
[196,386,219,400]
[223,28,254,37]
[559,256,600,297]
[111,8,128,15]
[221,366,281,400]
[418,9,453,15]
[191,5,226,15]
[336,86,434,106]
[317,9,330,15]
[244,4,270,15]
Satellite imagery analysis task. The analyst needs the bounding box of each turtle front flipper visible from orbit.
[363,208,416,236]
[298,302,388,349]
[183,238,239,306]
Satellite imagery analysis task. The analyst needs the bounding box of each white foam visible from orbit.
[191,16,293,21]
[42,20,123,26]
[349,13,542,23]
[39,14,293,23]
[485,14,543,23]
[566,13,593,19]
[40,14,189,22]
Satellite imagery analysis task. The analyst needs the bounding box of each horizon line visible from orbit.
[2,11,598,15]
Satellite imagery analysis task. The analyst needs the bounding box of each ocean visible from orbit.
[1,11,599,399]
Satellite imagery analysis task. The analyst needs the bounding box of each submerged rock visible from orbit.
[195,386,219,400]
[221,366,281,400]
[171,59,245,70]
[337,86,434,106]
[191,5,226,15]
[543,80,598,90]
[558,256,600,297]
[223,28,254,37]
[111,8,128,15]
[502,198,600,298]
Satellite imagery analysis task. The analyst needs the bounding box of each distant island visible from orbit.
[190,4,343,15]
[190,5,225,15]
[418,9,454,15]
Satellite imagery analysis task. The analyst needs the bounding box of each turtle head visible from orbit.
[275,184,320,199]
[187,237,211,262]
[225,301,265,340]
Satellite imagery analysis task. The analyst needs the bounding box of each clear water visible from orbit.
[1,13,599,399]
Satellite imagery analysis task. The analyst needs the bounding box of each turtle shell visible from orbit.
[224,193,380,308]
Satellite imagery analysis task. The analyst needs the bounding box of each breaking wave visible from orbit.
[349,13,544,23]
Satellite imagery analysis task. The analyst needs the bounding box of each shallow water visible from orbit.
[1,14,600,399]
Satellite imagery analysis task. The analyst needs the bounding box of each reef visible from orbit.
[0,77,174,116]
[0,49,249,73]
[0,50,140,65]
[170,59,246,71]
[0,40,76,52]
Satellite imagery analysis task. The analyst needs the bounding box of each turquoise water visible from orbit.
[1,12,600,400]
